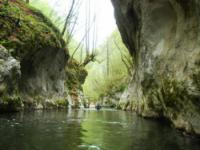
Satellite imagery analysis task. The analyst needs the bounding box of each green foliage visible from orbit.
[192,69,200,91]
[83,30,132,102]
[2,95,21,106]
[30,0,76,44]
[0,0,64,58]
[160,79,187,111]
[65,59,88,90]
[30,0,52,16]
[0,0,132,105]
[55,99,68,108]
[30,0,63,28]
[0,95,22,112]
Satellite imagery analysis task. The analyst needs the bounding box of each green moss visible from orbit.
[140,71,200,121]
[160,79,186,111]
[141,75,196,115]
[0,0,65,58]
[0,0,85,110]
[3,95,21,106]
[191,69,200,108]
[66,59,88,90]
[0,95,22,112]
[192,70,200,91]
[55,99,68,108]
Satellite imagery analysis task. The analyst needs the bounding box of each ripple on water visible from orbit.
[78,144,101,150]
[101,121,128,128]
[0,110,200,150]
[10,124,14,127]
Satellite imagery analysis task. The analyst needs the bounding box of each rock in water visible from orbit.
[111,0,200,135]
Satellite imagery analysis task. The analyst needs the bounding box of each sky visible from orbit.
[48,0,117,48]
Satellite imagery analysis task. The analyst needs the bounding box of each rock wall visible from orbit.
[0,45,21,112]
[111,0,200,134]
[0,0,86,110]
[19,46,69,109]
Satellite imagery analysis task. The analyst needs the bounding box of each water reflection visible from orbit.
[0,109,199,150]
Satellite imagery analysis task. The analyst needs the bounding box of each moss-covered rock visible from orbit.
[55,98,68,109]
[65,59,87,108]
[0,94,22,112]
[66,59,87,90]
[0,0,87,111]
[0,0,65,58]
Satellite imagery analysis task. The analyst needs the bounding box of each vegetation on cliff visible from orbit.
[83,30,132,102]
[0,0,65,58]
[0,0,87,111]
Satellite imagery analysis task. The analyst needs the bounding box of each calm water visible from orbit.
[0,109,199,150]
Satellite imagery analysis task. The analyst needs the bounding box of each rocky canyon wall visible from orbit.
[111,0,200,135]
[0,0,86,111]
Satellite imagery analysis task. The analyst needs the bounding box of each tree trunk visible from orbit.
[61,0,75,36]
[106,41,110,76]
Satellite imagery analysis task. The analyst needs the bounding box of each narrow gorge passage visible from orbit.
[0,0,200,150]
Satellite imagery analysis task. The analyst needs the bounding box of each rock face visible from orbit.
[19,47,69,109]
[111,0,200,134]
[0,45,20,91]
[0,0,86,110]
[0,45,21,111]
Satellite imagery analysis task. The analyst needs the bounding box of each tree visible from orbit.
[61,0,75,36]
[83,30,133,102]
[61,0,83,46]
[69,0,98,67]
[106,41,110,76]
[113,39,133,76]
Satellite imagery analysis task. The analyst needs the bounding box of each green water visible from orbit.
[0,109,199,150]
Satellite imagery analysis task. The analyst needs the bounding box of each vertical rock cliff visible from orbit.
[111,0,200,134]
[0,0,86,110]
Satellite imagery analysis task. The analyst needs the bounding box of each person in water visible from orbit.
[95,103,101,110]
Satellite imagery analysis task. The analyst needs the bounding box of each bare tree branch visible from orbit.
[113,39,133,75]
[61,0,76,36]
[71,15,96,59]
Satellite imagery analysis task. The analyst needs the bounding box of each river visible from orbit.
[0,109,199,150]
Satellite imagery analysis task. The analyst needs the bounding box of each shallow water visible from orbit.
[0,109,199,150]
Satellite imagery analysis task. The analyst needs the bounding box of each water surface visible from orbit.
[0,109,199,150]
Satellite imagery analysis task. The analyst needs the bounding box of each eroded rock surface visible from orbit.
[0,45,21,111]
[111,0,200,134]
[19,46,68,109]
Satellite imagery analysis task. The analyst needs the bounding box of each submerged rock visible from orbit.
[112,0,200,135]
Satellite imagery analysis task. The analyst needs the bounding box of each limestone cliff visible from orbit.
[111,0,200,135]
[0,0,86,110]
